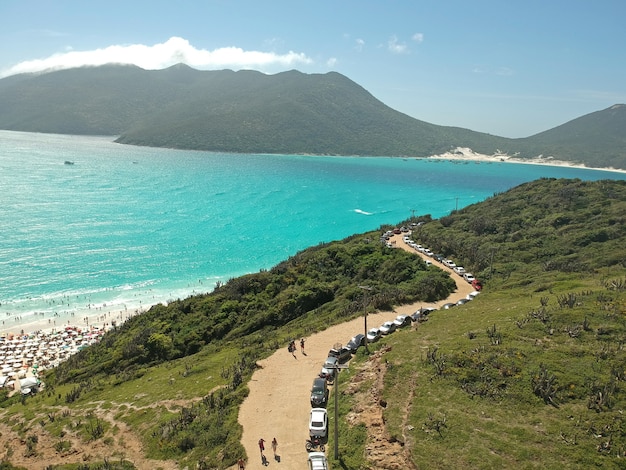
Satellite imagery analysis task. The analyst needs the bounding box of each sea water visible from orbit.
[1,130,624,332]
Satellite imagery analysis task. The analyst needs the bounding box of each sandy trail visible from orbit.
[237,234,474,469]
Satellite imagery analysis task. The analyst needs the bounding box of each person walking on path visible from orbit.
[300,338,305,354]
[258,437,265,453]
[237,457,245,469]
[271,437,278,456]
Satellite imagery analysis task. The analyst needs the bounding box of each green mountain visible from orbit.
[0,64,624,169]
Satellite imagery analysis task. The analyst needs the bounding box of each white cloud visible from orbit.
[327,57,338,67]
[387,35,409,54]
[0,37,314,78]
[412,33,424,43]
[496,66,514,76]
[355,38,365,51]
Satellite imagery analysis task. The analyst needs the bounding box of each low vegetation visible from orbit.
[335,178,626,469]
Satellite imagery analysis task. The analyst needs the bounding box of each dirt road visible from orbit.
[237,235,474,469]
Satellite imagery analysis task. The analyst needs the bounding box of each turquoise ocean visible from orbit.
[1,130,625,333]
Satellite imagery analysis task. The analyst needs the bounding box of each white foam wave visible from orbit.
[354,209,373,216]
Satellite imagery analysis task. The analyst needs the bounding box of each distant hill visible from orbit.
[513,104,626,170]
[0,64,624,169]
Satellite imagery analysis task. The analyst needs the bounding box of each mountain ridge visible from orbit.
[0,64,624,169]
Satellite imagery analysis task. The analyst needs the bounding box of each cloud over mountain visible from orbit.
[0,37,313,78]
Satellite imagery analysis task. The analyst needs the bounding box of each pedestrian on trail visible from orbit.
[237,457,245,469]
[271,437,278,455]
[258,437,265,453]
[300,338,305,354]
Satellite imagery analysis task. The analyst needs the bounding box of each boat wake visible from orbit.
[354,209,373,216]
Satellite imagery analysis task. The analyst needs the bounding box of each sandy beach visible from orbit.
[426,146,626,174]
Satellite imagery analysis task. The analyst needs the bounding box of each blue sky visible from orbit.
[1,0,625,138]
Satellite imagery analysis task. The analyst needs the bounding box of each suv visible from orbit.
[310,377,329,407]
[328,346,352,363]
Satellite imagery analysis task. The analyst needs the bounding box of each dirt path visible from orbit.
[237,235,474,468]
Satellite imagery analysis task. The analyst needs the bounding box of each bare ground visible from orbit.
[237,235,474,469]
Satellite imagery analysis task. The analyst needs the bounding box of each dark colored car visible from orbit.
[310,377,329,407]
[411,307,436,322]
[346,334,365,353]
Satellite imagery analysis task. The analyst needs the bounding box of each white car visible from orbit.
[453,266,466,275]
[309,408,328,437]
[379,321,397,335]
[308,451,329,470]
[464,273,476,283]
[393,314,412,328]
[366,327,381,343]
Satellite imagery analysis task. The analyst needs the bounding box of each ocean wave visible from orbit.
[354,209,373,215]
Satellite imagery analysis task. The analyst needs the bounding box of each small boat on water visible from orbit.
[64,161,75,165]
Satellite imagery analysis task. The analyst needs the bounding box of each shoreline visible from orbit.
[1,304,153,337]
[424,146,626,174]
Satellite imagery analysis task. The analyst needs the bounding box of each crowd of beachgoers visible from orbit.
[0,325,108,396]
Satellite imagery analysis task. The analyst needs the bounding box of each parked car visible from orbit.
[411,307,436,322]
[453,266,466,275]
[463,272,476,283]
[309,408,329,437]
[366,327,381,343]
[328,346,352,363]
[310,377,329,407]
[467,290,481,299]
[456,298,470,305]
[393,314,412,328]
[320,356,339,380]
[442,302,456,309]
[379,321,397,335]
[307,452,329,470]
[346,334,365,353]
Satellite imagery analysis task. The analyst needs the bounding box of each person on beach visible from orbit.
[300,338,305,354]
[258,437,265,453]
[237,457,245,469]
[271,437,278,456]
